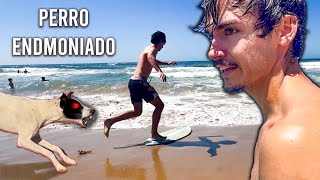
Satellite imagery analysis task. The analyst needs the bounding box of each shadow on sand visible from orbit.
[114,135,237,157]
[169,136,237,157]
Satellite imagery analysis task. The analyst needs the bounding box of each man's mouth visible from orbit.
[216,63,238,77]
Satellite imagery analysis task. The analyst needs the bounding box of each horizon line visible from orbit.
[0,58,319,66]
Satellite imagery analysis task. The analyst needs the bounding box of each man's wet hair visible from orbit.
[195,0,306,59]
[151,31,166,44]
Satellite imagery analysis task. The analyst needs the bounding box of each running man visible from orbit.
[104,31,177,141]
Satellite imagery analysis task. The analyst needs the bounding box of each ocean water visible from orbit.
[1,59,320,129]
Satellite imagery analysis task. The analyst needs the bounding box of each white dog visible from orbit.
[0,92,95,172]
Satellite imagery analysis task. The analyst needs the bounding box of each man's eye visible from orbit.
[225,28,238,35]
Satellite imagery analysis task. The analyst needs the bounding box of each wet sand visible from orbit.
[0,125,259,180]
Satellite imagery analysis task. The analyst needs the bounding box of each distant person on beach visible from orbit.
[196,0,320,179]
[104,31,177,141]
[41,77,49,81]
[8,78,14,89]
[23,69,29,73]
[17,70,20,73]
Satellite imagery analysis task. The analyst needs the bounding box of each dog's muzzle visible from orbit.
[82,109,96,127]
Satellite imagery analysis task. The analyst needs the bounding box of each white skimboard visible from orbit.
[144,126,192,146]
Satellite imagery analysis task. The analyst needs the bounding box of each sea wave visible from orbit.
[1,61,319,129]
[300,61,320,69]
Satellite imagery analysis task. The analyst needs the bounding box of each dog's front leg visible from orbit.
[32,134,77,166]
[17,135,68,173]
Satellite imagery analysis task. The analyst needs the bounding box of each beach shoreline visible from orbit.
[0,125,259,180]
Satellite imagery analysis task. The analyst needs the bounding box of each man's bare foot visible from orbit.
[104,119,112,137]
[151,133,167,141]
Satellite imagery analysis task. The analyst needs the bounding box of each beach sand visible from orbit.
[0,125,259,180]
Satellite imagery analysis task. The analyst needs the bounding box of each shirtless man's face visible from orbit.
[155,42,165,51]
[206,0,280,94]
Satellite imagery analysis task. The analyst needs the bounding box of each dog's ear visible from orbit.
[67,92,74,99]
[60,93,67,109]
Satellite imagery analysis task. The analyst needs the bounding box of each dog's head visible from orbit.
[59,92,95,127]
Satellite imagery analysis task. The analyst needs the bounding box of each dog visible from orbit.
[0,91,95,172]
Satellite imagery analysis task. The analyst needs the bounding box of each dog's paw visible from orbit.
[55,164,68,173]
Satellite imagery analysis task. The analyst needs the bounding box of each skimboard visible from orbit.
[144,126,192,146]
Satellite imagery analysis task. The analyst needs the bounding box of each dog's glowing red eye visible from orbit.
[71,102,80,109]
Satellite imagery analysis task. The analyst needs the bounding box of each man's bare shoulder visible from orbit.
[143,45,156,54]
[138,45,156,62]
[259,117,320,179]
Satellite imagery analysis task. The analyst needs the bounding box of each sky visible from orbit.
[0,0,319,65]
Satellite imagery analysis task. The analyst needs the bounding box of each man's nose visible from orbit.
[208,38,225,60]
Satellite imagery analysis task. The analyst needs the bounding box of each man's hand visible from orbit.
[159,72,167,82]
[168,61,177,66]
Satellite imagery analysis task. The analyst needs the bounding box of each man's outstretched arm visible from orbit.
[156,60,177,66]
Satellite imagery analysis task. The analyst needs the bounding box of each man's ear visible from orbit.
[278,15,298,47]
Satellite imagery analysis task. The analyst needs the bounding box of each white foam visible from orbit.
[300,61,320,70]
[43,91,262,130]
[149,67,219,78]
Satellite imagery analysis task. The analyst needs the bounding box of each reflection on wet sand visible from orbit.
[0,162,59,180]
[105,147,167,180]
[152,147,167,180]
[105,158,147,180]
